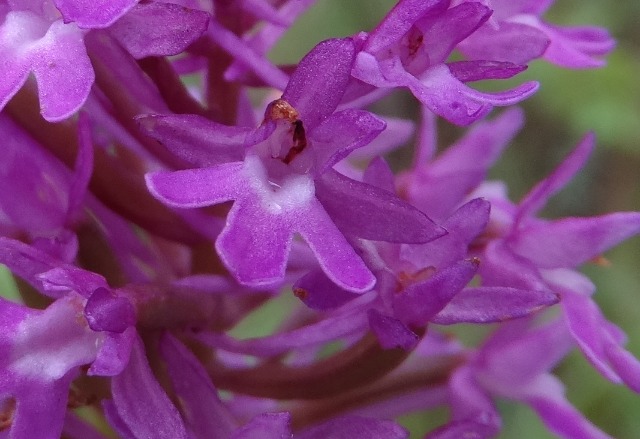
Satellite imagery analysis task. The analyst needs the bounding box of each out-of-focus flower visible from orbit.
[457,0,616,67]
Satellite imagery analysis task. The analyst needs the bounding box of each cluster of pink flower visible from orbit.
[0,1,635,438]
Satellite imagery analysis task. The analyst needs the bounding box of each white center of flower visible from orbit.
[10,296,99,381]
[243,155,315,214]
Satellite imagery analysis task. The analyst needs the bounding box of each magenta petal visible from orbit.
[67,112,94,220]
[53,0,137,28]
[393,259,479,326]
[428,367,500,439]
[517,133,595,221]
[378,60,486,125]
[207,18,289,90]
[282,38,355,130]
[415,2,491,65]
[215,194,293,287]
[0,40,29,115]
[400,198,490,272]
[10,378,73,439]
[527,378,613,439]
[0,237,63,295]
[239,0,289,26]
[459,22,550,64]
[38,266,108,298]
[224,0,316,82]
[448,60,527,82]
[405,107,523,219]
[365,0,449,53]
[363,156,396,193]
[296,199,376,293]
[109,2,210,58]
[5,296,98,382]
[606,341,640,394]
[511,213,640,269]
[294,270,359,310]
[103,400,136,439]
[160,333,238,438]
[30,20,94,122]
[432,286,558,324]
[0,113,70,233]
[298,415,408,439]
[316,169,445,244]
[542,23,615,69]
[479,321,573,389]
[368,309,419,350]
[111,336,188,439]
[231,412,290,439]
[480,242,550,293]
[146,162,246,208]
[311,109,386,173]
[445,198,491,243]
[88,327,135,376]
[390,60,536,125]
[348,116,415,162]
[84,287,135,333]
[195,300,370,357]
[137,114,249,166]
[561,292,640,391]
[432,105,524,175]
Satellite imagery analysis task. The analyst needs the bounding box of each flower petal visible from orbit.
[231,412,290,439]
[561,291,640,391]
[541,23,615,69]
[526,375,613,439]
[393,259,479,326]
[215,194,294,287]
[84,287,135,333]
[432,286,558,324]
[428,366,500,439]
[282,38,355,130]
[194,297,370,357]
[9,377,74,439]
[160,333,238,438]
[298,415,408,439]
[368,309,419,350]
[111,335,188,439]
[294,269,359,311]
[109,2,210,58]
[316,169,445,244]
[53,0,137,28]
[311,109,386,173]
[459,22,550,64]
[296,199,377,293]
[403,108,523,219]
[510,213,640,269]
[517,133,595,221]
[362,156,396,193]
[31,20,94,121]
[137,114,249,167]
[146,162,246,208]
[364,0,449,53]
[88,327,135,376]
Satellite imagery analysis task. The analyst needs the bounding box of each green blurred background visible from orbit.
[270,1,640,438]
